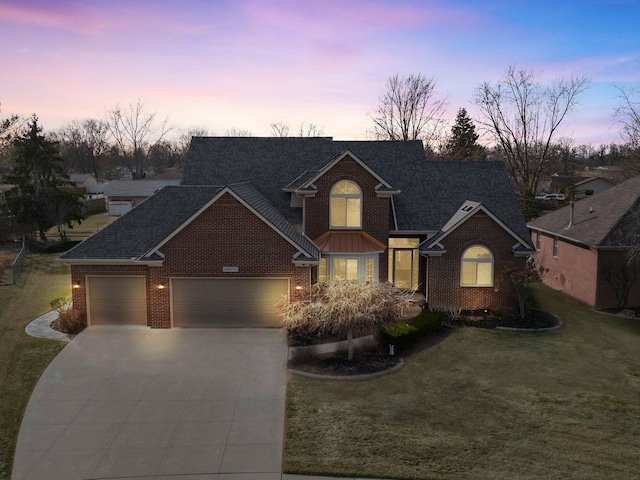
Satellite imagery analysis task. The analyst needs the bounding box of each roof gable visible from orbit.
[296,150,397,194]
[423,201,534,254]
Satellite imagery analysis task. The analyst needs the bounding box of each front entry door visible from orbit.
[393,249,414,290]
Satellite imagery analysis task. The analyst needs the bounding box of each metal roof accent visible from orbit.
[313,231,387,254]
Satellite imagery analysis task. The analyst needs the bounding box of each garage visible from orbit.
[171,278,289,327]
[87,276,147,325]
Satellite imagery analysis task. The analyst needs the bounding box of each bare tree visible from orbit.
[613,83,640,176]
[270,121,290,137]
[370,73,448,150]
[297,122,324,137]
[224,127,252,137]
[473,66,589,193]
[0,103,20,174]
[269,121,324,137]
[55,119,110,178]
[105,99,171,179]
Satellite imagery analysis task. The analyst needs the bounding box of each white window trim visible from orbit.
[460,245,494,287]
[329,180,362,230]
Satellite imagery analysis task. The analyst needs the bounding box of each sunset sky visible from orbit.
[1,0,639,146]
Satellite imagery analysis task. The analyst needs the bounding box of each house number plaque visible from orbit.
[222,266,239,273]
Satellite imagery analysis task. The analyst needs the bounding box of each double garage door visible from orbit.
[86,276,289,327]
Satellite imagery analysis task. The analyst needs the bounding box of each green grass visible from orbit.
[0,254,70,479]
[284,284,640,480]
[47,211,116,242]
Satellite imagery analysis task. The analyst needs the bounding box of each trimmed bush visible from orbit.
[56,309,85,335]
[381,310,443,353]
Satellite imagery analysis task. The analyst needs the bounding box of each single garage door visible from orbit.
[87,276,147,325]
[171,278,289,327]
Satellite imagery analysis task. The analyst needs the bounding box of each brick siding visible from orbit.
[428,211,524,313]
[304,154,390,281]
[71,193,311,327]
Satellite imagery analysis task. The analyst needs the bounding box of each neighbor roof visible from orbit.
[104,179,180,197]
[182,137,532,246]
[528,175,640,247]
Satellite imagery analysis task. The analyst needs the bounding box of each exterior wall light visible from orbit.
[295,285,303,290]
[73,284,81,289]
[158,283,165,289]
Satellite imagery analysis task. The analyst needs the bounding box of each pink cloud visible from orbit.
[0,1,209,36]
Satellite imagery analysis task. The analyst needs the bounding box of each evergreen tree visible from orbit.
[443,108,485,161]
[5,116,83,241]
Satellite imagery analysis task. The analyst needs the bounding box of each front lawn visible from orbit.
[0,253,69,479]
[284,284,640,479]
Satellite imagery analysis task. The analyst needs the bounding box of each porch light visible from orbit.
[158,283,165,289]
[72,283,81,289]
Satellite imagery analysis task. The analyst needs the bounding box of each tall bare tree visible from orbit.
[0,103,20,174]
[55,119,110,178]
[105,99,171,179]
[613,82,640,176]
[370,73,448,150]
[473,66,589,193]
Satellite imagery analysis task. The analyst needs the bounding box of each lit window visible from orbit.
[317,255,378,283]
[334,258,359,280]
[461,245,493,287]
[365,257,374,281]
[318,257,327,282]
[330,180,362,229]
[553,237,559,258]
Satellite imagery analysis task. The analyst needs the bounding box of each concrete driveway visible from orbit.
[12,326,288,480]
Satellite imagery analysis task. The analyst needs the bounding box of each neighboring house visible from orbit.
[546,174,613,199]
[0,184,15,205]
[69,173,109,196]
[104,179,180,215]
[574,176,613,199]
[528,175,640,309]
[60,138,535,328]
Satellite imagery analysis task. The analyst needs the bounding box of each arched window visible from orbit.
[330,180,362,229]
[461,245,494,286]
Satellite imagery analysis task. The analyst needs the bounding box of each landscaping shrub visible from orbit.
[381,309,443,353]
[280,279,413,360]
[56,309,85,335]
[50,296,85,335]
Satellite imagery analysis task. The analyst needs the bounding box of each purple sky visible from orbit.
[2,0,639,146]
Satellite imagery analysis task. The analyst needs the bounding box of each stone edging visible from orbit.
[288,358,404,381]
[496,314,563,332]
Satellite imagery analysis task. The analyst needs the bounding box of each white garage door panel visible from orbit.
[171,278,289,327]
[87,276,147,325]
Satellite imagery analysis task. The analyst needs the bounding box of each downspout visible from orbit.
[301,195,306,235]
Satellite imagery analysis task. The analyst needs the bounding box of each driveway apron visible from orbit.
[12,326,288,480]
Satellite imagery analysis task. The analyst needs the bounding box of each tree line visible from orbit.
[1,64,639,241]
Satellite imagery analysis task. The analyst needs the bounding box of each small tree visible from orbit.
[442,108,485,161]
[279,280,413,360]
[498,261,543,319]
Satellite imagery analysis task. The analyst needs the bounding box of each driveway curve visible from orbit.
[13,326,288,480]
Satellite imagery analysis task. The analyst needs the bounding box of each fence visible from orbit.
[12,236,26,284]
[81,197,106,215]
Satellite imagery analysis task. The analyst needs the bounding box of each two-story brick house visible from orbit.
[60,137,535,328]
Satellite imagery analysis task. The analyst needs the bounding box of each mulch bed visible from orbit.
[445,310,559,330]
[289,349,401,376]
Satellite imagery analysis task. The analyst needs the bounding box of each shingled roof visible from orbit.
[182,137,532,245]
[60,183,320,262]
[528,175,640,247]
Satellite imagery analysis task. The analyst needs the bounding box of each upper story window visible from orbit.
[330,180,362,229]
[461,245,494,287]
[553,237,559,258]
